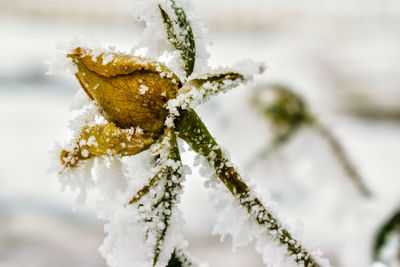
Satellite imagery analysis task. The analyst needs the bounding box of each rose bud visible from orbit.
[68,47,181,135]
[61,47,182,169]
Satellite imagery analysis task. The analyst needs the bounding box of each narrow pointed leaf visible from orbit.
[159,0,196,77]
[178,72,246,105]
[373,209,400,264]
[167,249,194,267]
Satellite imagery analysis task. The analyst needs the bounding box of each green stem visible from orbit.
[175,108,325,267]
[313,121,371,197]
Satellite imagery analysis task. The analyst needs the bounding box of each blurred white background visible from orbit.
[1,0,400,266]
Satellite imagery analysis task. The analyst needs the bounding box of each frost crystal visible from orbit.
[126,0,210,79]
[47,34,103,75]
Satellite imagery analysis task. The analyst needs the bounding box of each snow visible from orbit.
[139,84,149,94]
[47,34,103,76]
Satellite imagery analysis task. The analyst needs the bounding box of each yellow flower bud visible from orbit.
[61,48,183,169]
[60,122,155,169]
[68,47,181,136]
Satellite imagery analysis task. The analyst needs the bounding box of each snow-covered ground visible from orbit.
[1,1,400,266]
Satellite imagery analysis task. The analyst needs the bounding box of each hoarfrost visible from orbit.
[95,157,129,198]
[208,181,331,267]
[70,90,92,111]
[232,60,267,78]
[46,34,103,75]
[53,133,191,266]
[139,84,149,95]
[192,147,331,267]
[126,0,210,79]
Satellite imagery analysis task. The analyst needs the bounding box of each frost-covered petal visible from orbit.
[69,47,181,134]
[60,122,155,169]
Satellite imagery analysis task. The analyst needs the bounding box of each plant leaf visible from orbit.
[167,249,194,267]
[178,72,246,105]
[159,0,196,77]
[128,128,184,267]
[60,122,155,169]
[373,209,400,264]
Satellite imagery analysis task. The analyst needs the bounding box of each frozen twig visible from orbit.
[175,108,327,267]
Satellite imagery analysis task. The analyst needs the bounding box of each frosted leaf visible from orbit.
[118,129,190,266]
[373,209,400,267]
[169,248,202,267]
[164,67,260,129]
[61,122,155,169]
[159,0,196,77]
[126,0,210,78]
[178,71,247,107]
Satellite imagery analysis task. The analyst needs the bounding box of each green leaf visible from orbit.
[150,130,183,266]
[167,249,193,267]
[128,128,184,267]
[179,72,246,105]
[159,0,196,77]
[373,209,400,264]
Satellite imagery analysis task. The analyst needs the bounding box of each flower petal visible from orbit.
[68,48,181,135]
[60,122,155,169]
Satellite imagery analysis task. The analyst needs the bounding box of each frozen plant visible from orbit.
[53,0,331,266]
[249,83,371,197]
[373,207,400,267]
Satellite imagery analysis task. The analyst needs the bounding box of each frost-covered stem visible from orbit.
[313,121,371,197]
[175,109,324,267]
